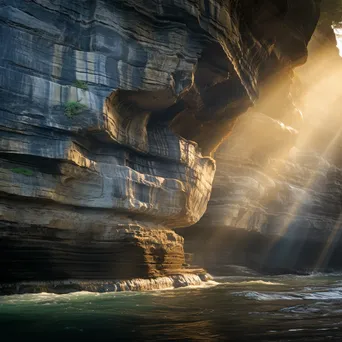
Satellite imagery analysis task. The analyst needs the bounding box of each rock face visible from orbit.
[0,0,320,284]
[179,111,342,273]
[179,16,342,273]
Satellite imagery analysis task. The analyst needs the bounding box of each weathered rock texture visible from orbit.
[178,5,342,275]
[179,111,342,273]
[0,0,320,283]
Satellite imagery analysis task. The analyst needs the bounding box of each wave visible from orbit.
[233,291,300,301]
[280,271,342,279]
[0,273,215,297]
[0,291,103,305]
[233,287,342,301]
[303,290,342,300]
[226,280,284,286]
[0,278,221,305]
[149,280,220,296]
[280,305,322,314]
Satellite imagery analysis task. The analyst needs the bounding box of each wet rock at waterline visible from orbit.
[0,273,211,295]
[0,0,320,284]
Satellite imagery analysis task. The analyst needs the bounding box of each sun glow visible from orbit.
[333,24,342,56]
[250,25,342,267]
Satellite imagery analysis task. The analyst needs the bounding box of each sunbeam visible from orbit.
[247,22,342,266]
[315,212,342,270]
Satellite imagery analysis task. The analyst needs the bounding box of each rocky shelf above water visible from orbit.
[0,272,212,296]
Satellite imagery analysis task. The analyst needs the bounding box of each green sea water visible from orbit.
[1,272,342,341]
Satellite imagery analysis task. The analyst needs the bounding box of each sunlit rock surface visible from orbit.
[193,112,341,238]
[179,111,342,273]
[0,0,320,283]
[178,5,342,274]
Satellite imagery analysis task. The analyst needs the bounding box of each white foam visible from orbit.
[150,280,220,294]
[227,280,284,286]
[281,305,321,313]
[303,290,342,300]
[0,277,220,305]
[0,290,102,305]
[288,329,305,332]
[233,291,299,301]
[233,286,342,302]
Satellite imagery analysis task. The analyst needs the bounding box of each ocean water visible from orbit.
[1,272,342,341]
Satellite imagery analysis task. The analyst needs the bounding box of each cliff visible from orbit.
[179,111,342,273]
[0,0,320,286]
[179,9,342,274]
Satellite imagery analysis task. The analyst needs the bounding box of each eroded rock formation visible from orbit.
[0,0,320,286]
[179,8,342,274]
[179,111,342,273]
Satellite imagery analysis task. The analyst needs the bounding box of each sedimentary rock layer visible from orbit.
[179,8,342,274]
[0,209,188,282]
[180,111,342,273]
[0,0,320,282]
